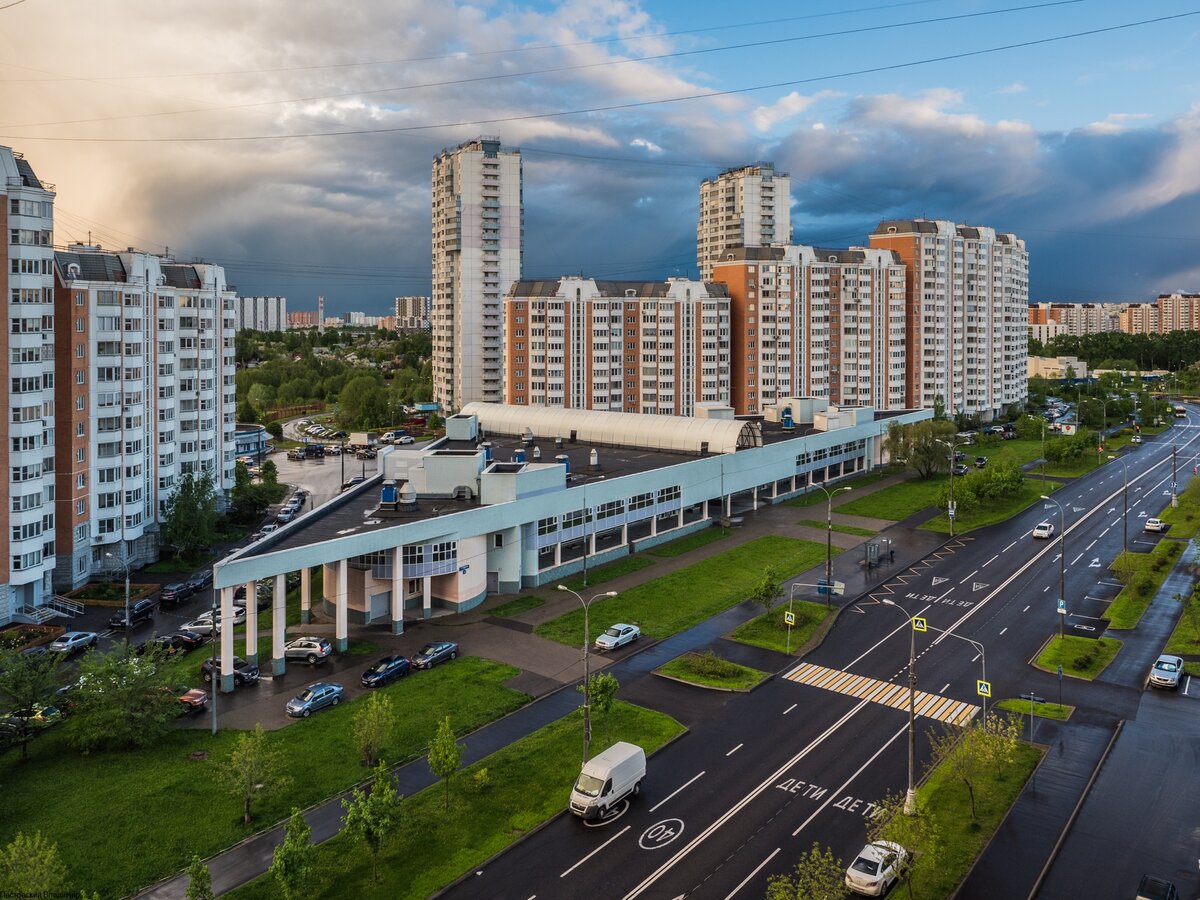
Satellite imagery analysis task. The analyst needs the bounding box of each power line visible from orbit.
[4,9,1190,145]
[0,1,1081,132]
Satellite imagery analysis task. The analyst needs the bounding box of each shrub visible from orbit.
[471,768,490,791]
[686,651,744,679]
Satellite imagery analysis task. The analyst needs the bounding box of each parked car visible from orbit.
[1137,875,1180,900]
[341,476,365,491]
[595,623,640,651]
[286,682,345,718]
[397,435,415,445]
[186,570,213,592]
[3,705,65,732]
[1144,518,1168,533]
[1002,431,1017,440]
[284,637,333,664]
[1131,435,1144,445]
[361,655,411,687]
[276,508,295,524]
[177,688,209,715]
[1032,522,1055,539]
[953,450,966,462]
[47,632,97,656]
[108,598,156,629]
[412,641,459,669]
[355,448,377,460]
[182,607,246,635]
[148,630,207,653]
[1149,654,1185,690]
[974,456,988,468]
[845,841,908,896]
[952,464,970,476]
[199,656,260,686]
[286,448,306,461]
[159,582,194,606]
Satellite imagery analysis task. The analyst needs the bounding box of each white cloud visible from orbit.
[1080,112,1153,134]
[751,90,841,132]
[993,82,1028,95]
[629,137,663,154]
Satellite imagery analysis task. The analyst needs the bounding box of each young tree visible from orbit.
[0,647,62,758]
[269,809,313,900]
[427,715,463,810]
[161,470,218,561]
[928,726,984,823]
[215,724,291,825]
[866,791,943,900]
[577,672,620,715]
[765,842,848,900]
[342,761,402,883]
[0,831,66,895]
[886,420,957,478]
[749,566,784,615]
[260,459,279,485]
[67,646,181,752]
[353,690,395,767]
[184,854,213,900]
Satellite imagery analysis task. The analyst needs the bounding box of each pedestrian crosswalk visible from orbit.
[783,662,978,726]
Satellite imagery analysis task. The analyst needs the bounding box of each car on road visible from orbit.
[182,607,247,635]
[159,581,194,606]
[341,476,365,491]
[143,630,207,654]
[1131,435,1144,445]
[974,456,988,468]
[1032,522,1055,539]
[845,841,908,896]
[595,623,640,651]
[276,508,296,524]
[48,632,97,656]
[286,682,345,717]
[177,688,209,715]
[412,641,459,669]
[284,637,333,664]
[396,435,415,445]
[108,598,156,629]
[1149,654,1185,690]
[186,570,213,593]
[1145,518,1168,533]
[199,656,260,686]
[361,655,411,687]
[951,463,969,476]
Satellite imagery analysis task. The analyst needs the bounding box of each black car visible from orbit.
[953,451,966,462]
[139,630,206,655]
[952,464,970,476]
[159,582,194,606]
[186,570,213,593]
[361,655,411,687]
[974,456,988,468]
[170,630,208,651]
[109,598,155,629]
[199,656,260,686]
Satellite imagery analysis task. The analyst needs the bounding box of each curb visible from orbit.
[650,667,772,694]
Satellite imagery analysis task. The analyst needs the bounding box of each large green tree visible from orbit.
[339,375,391,428]
[885,419,957,479]
[161,470,218,561]
[66,646,181,752]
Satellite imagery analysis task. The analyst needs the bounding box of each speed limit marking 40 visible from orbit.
[639,819,685,850]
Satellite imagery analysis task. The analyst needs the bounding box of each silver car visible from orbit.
[286,682,345,717]
[1149,654,1185,690]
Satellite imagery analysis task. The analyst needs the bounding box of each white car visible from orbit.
[397,435,415,445]
[595,623,640,651]
[1131,435,1144,445]
[1144,518,1168,533]
[845,841,908,896]
[1032,522,1055,539]
[47,631,98,655]
[182,607,247,635]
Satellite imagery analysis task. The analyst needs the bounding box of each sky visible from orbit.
[2,0,1199,314]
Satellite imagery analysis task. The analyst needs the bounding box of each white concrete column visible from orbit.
[243,580,258,665]
[300,566,311,624]
[272,573,286,675]
[554,543,562,566]
[335,559,348,653]
[422,576,432,619]
[391,546,404,635]
[219,586,236,693]
[752,486,758,509]
[621,523,628,547]
[650,515,657,536]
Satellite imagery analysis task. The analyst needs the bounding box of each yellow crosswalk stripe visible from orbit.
[783,662,979,725]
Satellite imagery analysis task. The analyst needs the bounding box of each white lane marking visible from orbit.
[1003,541,1018,552]
[841,606,933,672]
[1022,605,1031,612]
[726,743,743,757]
[1100,528,1110,537]
[722,847,781,900]
[622,700,872,899]
[1099,580,1124,587]
[1044,586,1051,593]
[1000,627,1008,636]
[1185,676,1191,697]
[1020,529,1032,538]
[1086,540,1097,550]
[982,555,999,568]
[783,703,797,715]
[650,771,706,814]
[960,569,979,584]
[940,683,950,693]
[561,825,631,878]
[1070,553,1084,565]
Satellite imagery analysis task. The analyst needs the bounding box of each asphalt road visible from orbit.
[444,413,1200,900]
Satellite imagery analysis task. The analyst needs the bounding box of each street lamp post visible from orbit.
[104,551,131,651]
[1107,455,1129,556]
[1040,495,1067,643]
[879,598,918,815]
[809,485,853,605]
[936,439,966,536]
[557,585,618,764]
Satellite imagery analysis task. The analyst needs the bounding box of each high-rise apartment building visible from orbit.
[503,277,731,416]
[1118,292,1200,335]
[52,247,237,590]
[394,295,430,327]
[711,245,906,415]
[287,310,319,329]
[1,146,57,623]
[432,137,522,411]
[1028,301,1123,338]
[697,163,790,280]
[234,295,287,332]
[870,219,1028,420]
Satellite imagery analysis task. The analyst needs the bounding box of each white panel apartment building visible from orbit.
[234,295,287,332]
[52,248,237,590]
[431,137,522,411]
[2,146,57,623]
[871,219,1028,420]
[697,163,791,281]
[502,277,731,416]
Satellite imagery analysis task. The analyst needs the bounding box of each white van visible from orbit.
[568,741,646,820]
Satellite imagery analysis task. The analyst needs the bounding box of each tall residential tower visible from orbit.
[697,163,790,280]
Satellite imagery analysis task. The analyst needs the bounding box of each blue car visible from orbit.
[286,682,345,718]
[361,655,411,688]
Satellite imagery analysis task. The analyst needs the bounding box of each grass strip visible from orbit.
[1107,540,1185,629]
[1165,587,1200,656]
[1034,635,1122,680]
[796,518,876,537]
[655,651,768,691]
[729,602,832,655]
[837,476,946,521]
[995,699,1074,720]
[645,527,728,557]
[226,702,684,900]
[922,481,1061,534]
[560,556,655,592]
[488,595,545,618]
[535,536,831,647]
[783,472,887,507]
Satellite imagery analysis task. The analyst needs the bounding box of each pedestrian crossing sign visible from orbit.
[784,611,796,626]
[912,616,927,632]
[977,680,991,697]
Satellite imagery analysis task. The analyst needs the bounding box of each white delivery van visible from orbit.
[569,741,646,820]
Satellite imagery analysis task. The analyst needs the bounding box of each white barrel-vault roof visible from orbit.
[459,403,761,454]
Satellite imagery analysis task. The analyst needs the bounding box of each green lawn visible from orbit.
[535,536,833,647]
[645,527,729,557]
[729,601,833,655]
[783,472,887,507]
[969,437,1047,468]
[922,480,1060,534]
[837,476,946,521]
[1158,481,1200,539]
[560,556,655,592]
[0,657,529,897]
[1164,588,1200,656]
[996,699,1074,720]
[796,518,877,537]
[656,652,768,691]
[227,702,684,900]
[487,595,545,618]
[1034,635,1123,679]
[1107,540,1185,629]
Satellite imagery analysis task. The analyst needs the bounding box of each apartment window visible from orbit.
[402,545,425,566]
[431,541,457,563]
[537,516,558,536]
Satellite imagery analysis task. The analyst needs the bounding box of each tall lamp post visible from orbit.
[879,598,918,815]
[557,585,618,764]
[936,439,966,537]
[1095,398,1110,459]
[810,484,853,604]
[104,551,131,651]
[1040,495,1067,643]
[1107,455,1129,557]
